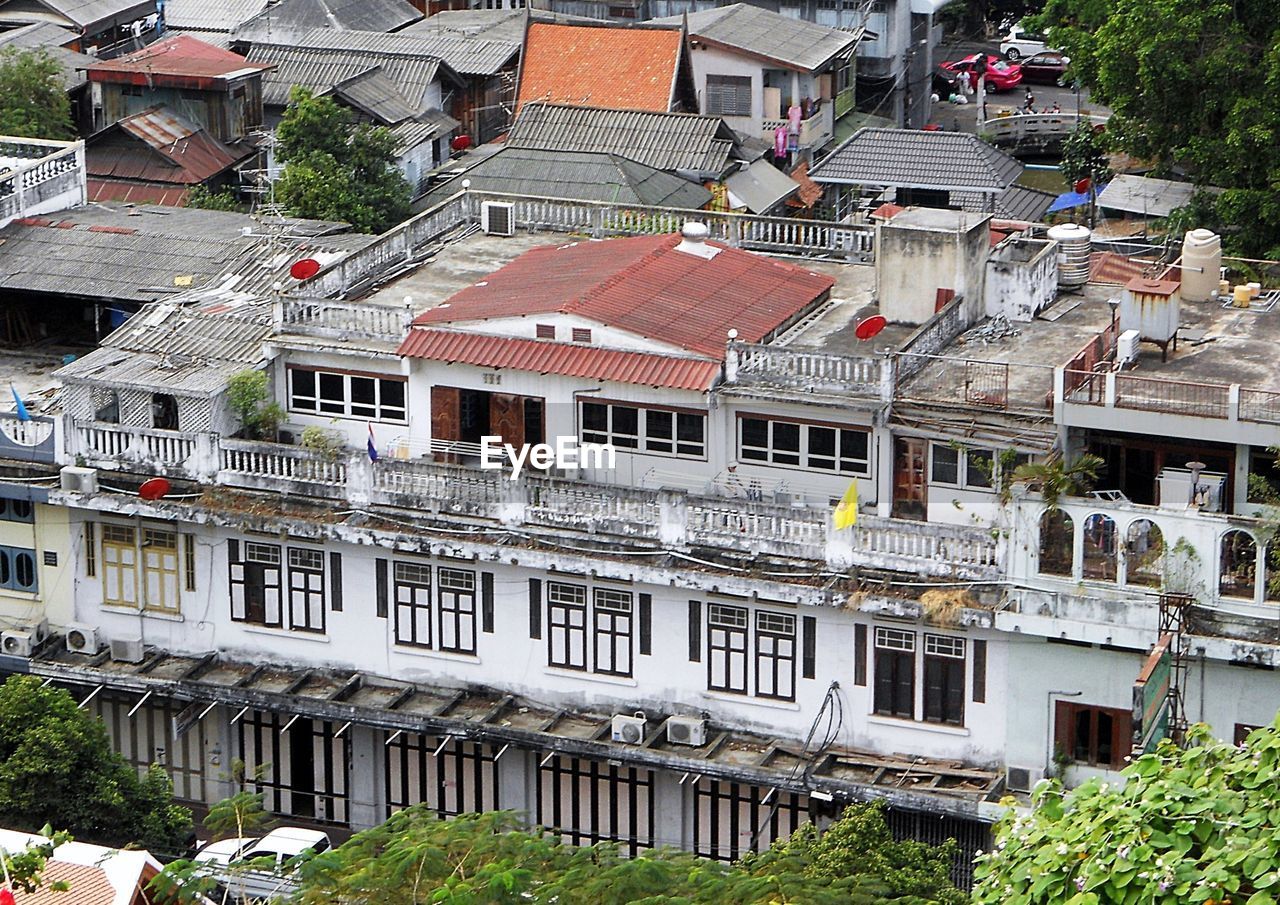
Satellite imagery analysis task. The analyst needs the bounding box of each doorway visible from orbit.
[892,437,927,520]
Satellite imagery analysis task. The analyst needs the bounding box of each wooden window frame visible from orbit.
[707,603,749,694]
[923,634,965,726]
[547,581,588,671]
[287,547,326,634]
[737,413,871,476]
[754,610,796,701]
[287,366,408,423]
[437,567,477,654]
[1055,701,1131,769]
[393,561,433,648]
[705,74,752,117]
[593,588,633,677]
[873,627,915,718]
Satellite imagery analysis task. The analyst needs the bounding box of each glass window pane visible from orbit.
[808,426,835,457]
[582,403,608,433]
[350,377,376,406]
[931,445,959,484]
[967,449,994,488]
[646,410,673,439]
[741,418,769,456]
[380,380,405,411]
[612,406,639,437]
[772,422,800,452]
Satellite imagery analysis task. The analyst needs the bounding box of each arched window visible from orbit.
[1219,531,1258,599]
[1039,510,1074,577]
[1082,514,1117,581]
[1125,520,1164,588]
[1266,542,1280,604]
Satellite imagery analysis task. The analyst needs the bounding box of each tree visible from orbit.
[0,827,74,895]
[1030,0,1280,257]
[226,369,283,441]
[0,48,74,140]
[974,718,1280,905]
[1011,453,1103,509]
[185,185,242,212]
[0,676,192,853]
[274,88,411,234]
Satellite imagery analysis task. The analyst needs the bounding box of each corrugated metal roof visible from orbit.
[234,0,421,38]
[398,329,723,391]
[516,22,684,112]
[653,3,863,72]
[246,44,441,109]
[87,178,191,206]
[411,233,834,358]
[87,105,248,184]
[0,20,79,49]
[1096,174,1211,218]
[88,33,271,80]
[162,0,268,31]
[32,0,155,30]
[425,146,711,209]
[725,158,798,213]
[405,8,601,44]
[507,103,738,176]
[327,67,418,124]
[240,24,517,76]
[810,127,1023,191]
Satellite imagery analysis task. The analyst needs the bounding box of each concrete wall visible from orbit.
[985,238,1058,322]
[875,212,991,326]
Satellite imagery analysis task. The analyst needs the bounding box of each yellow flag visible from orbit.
[833,480,858,530]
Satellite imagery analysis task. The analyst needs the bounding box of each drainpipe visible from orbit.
[1046,689,1082,775]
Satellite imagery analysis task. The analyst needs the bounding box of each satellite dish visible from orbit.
[139,478,171,501]
[855,315,887,341]
[290,258,321,281]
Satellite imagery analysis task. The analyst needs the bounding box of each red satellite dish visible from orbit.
[139,478,171,501]
[1074,177,1091,194]
[290,258,321,281]
[855,315,887,341]
[450,134,472,152]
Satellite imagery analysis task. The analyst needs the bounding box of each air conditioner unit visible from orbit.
[1,630,35,657]
[665,715,707,747]
[59,466,99,495]
[481,201,515,237]
[1117,329,1140,365]
[65,623,100,655]
[25,618,48,644]
[611,712,647,745]
[1005,765,1046,793]
[110,637,145,664]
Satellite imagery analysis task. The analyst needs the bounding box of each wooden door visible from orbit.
[489,393,525,451]
[431,387,460,462]
[892,437,927,520]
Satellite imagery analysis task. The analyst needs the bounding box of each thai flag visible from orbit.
[367,423,378,462]
[10,386,29,422]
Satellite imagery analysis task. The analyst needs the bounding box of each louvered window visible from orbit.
[706,75,752,117]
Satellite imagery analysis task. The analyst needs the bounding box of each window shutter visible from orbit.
[1053,700,1072,762]
[972,639,986,702]
[481,572,494,633]
[375,558,388,618]
[854,624,867,686]
[688,600,701,662]
[529,578,542,639]
[895,651,915,718]
[227,539,244,621]
[802,616,816,679]
[329,552,343,612]
[639,593,652,655]
[923,657,943,722]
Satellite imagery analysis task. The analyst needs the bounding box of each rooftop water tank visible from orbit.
[1047,223,1092,288]
[1180,229,1221,301]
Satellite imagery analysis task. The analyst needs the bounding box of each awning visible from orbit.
[725,159,799,214]
[1048,189,1094,212]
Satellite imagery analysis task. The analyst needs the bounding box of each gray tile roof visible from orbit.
[425,146,712,209]
[810,127,1023,192]
[994,183,1055,221]
[506,102,741,177]
[234,0,421,38]
[405,8,601,44]
[242,23,519,76]
[162,0,268,32]
[26,0,154,30]
[652,3,863,72]
[245,44,443,109]
[0,20,79,50]
[327,67,418,124]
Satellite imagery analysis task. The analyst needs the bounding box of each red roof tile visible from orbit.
[15,862,115,905]
[88,34,271,87]
[869,202,905,221]
[516,23,683,112]
[411,234,833,358]
[398,329,722,390]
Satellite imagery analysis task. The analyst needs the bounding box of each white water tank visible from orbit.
[1048,223,1092,288]
[1181,229,1222,301]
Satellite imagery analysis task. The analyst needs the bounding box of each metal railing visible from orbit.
[1113,374,1231,419]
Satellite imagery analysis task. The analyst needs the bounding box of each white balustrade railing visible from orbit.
[220,438,347,489]
[277,298,413,341]
[727,342,884,395]
[75,422,194,468]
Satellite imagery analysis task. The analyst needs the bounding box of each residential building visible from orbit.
[0,136,85,231]
[232,0,423,36]
[0,0,159,58]
[0,828,187,905]
[0,21,97,130]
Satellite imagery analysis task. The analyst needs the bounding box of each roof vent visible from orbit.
[675,221,720,260]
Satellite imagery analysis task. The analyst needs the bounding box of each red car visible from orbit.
[939,54,1023,92]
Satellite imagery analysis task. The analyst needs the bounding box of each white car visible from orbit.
[1000,24,1050,61]
[194,827,331,871]
[193,836,257,867]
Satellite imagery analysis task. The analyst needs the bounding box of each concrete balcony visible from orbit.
[0,137,86,230]
[761,103,835,151]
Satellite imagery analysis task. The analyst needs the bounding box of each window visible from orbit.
[1039,511,1074,577]
[0,499,33,523]
[1055,701,1130,768]
[548,581,587,670]
[571,328,592,343]
[707,604,748,694]
[394,561,432,648]
[102,524,138,607]
[1220,530,1257,599]
[581,401,706,459]
[85,523,96,577]
[152,393,178,430]
[593,588,633,676]
[923,634,965,725]
[754,611,796,701]
[289,368,407,422]
[141,528,180,614]
[739,416,870,475]
[1081,513,1117,581]
[183,534,197,592]
[288,548,325,633]
[536,324,556,339]
[930,443,999,491]
[121,84,142,97]
[0,546,36,593]
[438,568,476,654]
[930,444,959,485]
[1126,519,1164,588]
[873,627,915,718]
[706,75,752,117]
[230,541,282,628]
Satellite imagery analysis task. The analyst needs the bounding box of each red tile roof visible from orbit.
[516,22,683,112]
[15,862,116,905]
[410,234,833,358]
[88,34,271,88]
[398,329,723,390]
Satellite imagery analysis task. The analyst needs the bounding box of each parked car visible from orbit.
[194,836,256,867]
[999,23,1049,60]
[194,827,331,872]
[939,54,1023,92]
[1019,50,1071,86]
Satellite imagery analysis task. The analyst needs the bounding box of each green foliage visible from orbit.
[974,718,1280,905]
[227,369,283,440]
[1031,0,1280,257]
[0,676,191,852]
[0,827,74,894]
[203,788,271,842]
[185,184,242,212]
[1011,453,1103,509]
[1059,123,1111,188]
[300,426,345,461]
[274,88,411,234]
[0,48,74,140]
